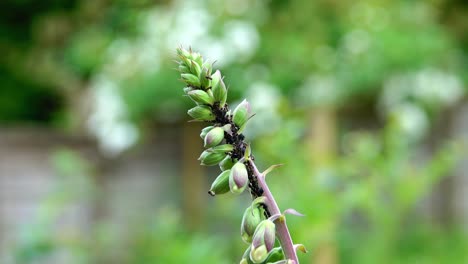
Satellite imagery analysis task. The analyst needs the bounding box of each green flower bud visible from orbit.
[199,67,211,88]
[211,70,221,89]
[178,64,189,73]
[187,105,214,121]
[181,73,201,87]
[229,162,249,194]
[198,150,227,166]
[204,127,224,148]
[241,205,265,243]
[176,47,191,58]
[210,144,234,154]
[183,87,193,94]
[208,170,230,196]
[187,90,214,105]
[240,247,255,264]
[191,52,203,65]
[250,245,268,264]
[200,126,214,140]
[190,60,202,76]
[250,220,276,263]
[233,99,251,128]
[264,247,284,263]
[219,156,236,171]
[211,70,228,107]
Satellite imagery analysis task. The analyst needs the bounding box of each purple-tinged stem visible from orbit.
[249,160,299,264]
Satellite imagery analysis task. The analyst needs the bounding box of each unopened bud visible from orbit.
[199,67,211,88]
[241,205,265,243]
[211,70,228,107]
[233,99,251,128]
[210,144,234,153]
[178,64,189,73]
[209,170,230,196]
[219,156,236,171]
[200,126,214,139]
[181,73,201,87]
[198,150,227,166]
[176,47,191,58]
[204,127,224,148]
[250,245,268,263]
[190,60,201,76]
[191,52,203,65]
[264,247,284,263]
[240,246,255,264]
[187,90,214,105]
[250,220,276,263]
[187,105,214,121]
[183,87,193,94]
[229,162,249,194]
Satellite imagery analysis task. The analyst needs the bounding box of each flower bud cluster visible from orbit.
[177,47,301,264]
[177,47,253,196]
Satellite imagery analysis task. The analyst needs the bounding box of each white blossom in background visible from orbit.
[243,83,281,138]
[87,76,138,157]
[380,68,463,110]
[343,29,371,55]
[411,68,464,106]
[379,68,463,140]
[85,0,263,155]
[390,103,429,141]
[295,74,340,108]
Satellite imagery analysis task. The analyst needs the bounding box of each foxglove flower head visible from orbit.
[176,47,302,264]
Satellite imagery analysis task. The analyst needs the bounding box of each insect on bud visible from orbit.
[229,162,249,194]
[198,150,227,166]
[241,205,265,243]
[181,73,201,87]
[204,127,224,148]
[209,170,231,196]
[187,90,214,105]
[233,99,251,129]
[219,156,236,171]
[187,105,214,121]
[211,70,228,107]
[250,220,276,263]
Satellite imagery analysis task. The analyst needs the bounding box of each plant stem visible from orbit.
[249,160,299,264]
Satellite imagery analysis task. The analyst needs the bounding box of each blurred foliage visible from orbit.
[1,0,466,123]
[3,0,468,263]
[254,106,465,263]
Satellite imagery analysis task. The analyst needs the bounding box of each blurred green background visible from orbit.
[0,0,467,263]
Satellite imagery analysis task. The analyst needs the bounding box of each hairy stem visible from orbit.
[249,160,299,263]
